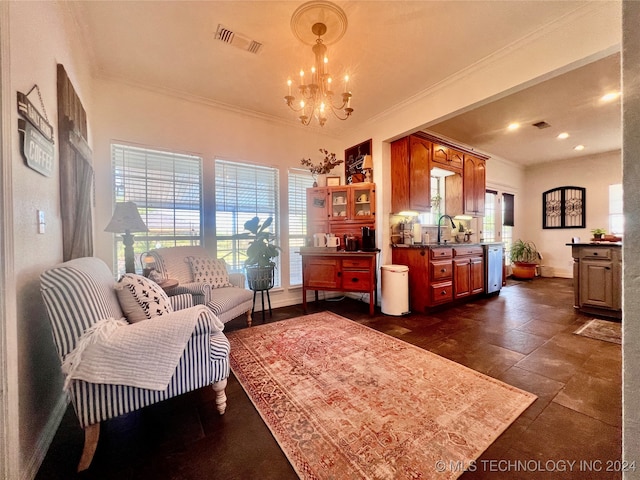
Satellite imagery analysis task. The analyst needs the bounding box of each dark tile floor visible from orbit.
[36,277,622,479]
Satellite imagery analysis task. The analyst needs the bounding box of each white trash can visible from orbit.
[380,265,409,316]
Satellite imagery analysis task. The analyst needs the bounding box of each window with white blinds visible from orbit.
[288,169,315,285]
[215,159,280,286]
[609,183,623,235]
[111,144,202,274]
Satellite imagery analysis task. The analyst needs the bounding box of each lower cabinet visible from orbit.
[569,244,621,318]
[392,245,485,312]
[453,246,484,298]
[301,250,377,316]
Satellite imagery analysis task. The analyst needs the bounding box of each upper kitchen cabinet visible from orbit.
[432,143,463,173]
[328,184,376,223]
[306,187,330,234]
[391,134,431,212]
[463,154,486,216]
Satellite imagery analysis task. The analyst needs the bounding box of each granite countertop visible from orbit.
[391,241,502,248]
[566,242,622,246]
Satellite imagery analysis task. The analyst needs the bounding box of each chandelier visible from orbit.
[285,2,353,127]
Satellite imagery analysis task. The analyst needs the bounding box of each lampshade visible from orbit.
[361,155,373,170]
[104,202,148,233]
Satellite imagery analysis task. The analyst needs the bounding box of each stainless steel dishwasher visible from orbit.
[483,243,504,294]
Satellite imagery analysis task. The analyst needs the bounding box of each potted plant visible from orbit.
[510,239,541,279]
[591,228,607,240]
[300,149,344,186]
[234,216,280,291]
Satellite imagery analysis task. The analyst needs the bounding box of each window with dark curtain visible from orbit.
[503,193,515,227]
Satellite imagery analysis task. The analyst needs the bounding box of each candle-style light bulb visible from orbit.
[287,78,292,96]
[311,66,316,84]
[299,70,304,86]
[344,75,350,93]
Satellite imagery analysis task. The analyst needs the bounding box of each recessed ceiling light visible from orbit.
[557,132,570,139]
[507,122,520,131]
[600,92,621,102]
[574,145,585,151]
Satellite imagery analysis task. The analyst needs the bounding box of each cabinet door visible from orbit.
[470,256,484,294]
[453,257,471,299]
[307,187,329,224]
[579,260,615,309]
[328,187,349,222]
[463,155,486,216]
[409,135,432,210]
[304,257,341,289]
[391,137,410,213]
[351,184,375,221]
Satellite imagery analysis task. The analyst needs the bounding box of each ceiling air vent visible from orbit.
[532,121,551,129]
[215,24,263,54]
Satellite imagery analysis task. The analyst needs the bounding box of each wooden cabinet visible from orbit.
[463,155,486,216]
[453,246,484,298]
[432,143,463,172]
[391,135,431,212]
[306,183,375,239]
[392,245,485,312]
[328,184,375,223]
[306,187,330,234]
[569,244,621,318]
[301,250,377,316]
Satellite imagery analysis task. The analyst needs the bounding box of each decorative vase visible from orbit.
[312,173,318,187]
[316,174,327,187]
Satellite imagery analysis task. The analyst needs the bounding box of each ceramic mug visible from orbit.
[334,196,345,204]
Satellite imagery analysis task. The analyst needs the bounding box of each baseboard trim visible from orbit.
[22,394,69,480]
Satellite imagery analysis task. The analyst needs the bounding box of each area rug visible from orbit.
[227,312,536,480]
[574,318,622,344]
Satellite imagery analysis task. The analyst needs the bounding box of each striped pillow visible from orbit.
[115,274,173,323]
[187,257,232,288]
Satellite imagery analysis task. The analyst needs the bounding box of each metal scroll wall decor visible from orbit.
[542,186,586,229]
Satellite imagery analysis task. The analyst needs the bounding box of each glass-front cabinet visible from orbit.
[329,184,375,222]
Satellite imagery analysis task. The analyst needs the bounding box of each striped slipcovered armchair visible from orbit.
[40,257,230,472]
[146,246,254,326]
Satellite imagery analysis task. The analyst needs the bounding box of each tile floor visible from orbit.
[35,277,622,479]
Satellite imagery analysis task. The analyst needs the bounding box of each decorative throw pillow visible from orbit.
[115,274,173,323]
[188,257,232,288]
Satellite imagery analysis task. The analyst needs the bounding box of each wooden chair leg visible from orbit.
[246,308,253,327]
[212,378,228,415]
[77,422,100,472]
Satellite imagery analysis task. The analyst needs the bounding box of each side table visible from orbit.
[158,278,179,293]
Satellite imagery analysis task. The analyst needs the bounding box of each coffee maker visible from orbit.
[361,226,376,251]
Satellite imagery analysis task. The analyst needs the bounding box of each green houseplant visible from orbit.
[510,239,541,279]
[591,228,607,240]
[235,216,280,290]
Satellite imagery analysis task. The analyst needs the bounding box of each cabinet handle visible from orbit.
[593,252,598,255]
[352,277,359,282]
[420,250,426,256]
[441,290,447,295]
[337,272,342,277]
[605,267,611,270]
[440,269,446,273]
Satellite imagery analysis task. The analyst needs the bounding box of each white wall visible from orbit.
[7,1,94,478]
[91,79,343,309]
[521,150,621,277]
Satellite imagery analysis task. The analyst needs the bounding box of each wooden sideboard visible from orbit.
[300,249,378,316]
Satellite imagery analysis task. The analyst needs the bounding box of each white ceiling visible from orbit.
[69,1,621,166]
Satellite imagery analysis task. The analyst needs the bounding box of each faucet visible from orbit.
[437,214,457,243]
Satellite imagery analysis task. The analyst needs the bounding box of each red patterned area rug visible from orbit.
[227,312,536,480]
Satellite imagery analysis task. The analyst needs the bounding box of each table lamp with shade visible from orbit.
[362,154,373,183]
[104,201,148,273]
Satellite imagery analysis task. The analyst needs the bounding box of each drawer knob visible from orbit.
[420,250,426,256]
[352,277,359,282]
[594,252,598,255]
[440,269,446,273]
[441,290,447,295]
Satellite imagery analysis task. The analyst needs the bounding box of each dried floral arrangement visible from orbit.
[300,149,344,175]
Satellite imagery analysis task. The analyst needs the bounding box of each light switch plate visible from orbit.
[38,210,45,234]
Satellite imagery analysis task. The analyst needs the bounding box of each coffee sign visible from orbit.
[17,90,55,177]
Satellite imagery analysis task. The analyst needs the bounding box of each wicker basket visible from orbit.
[246,265,275,291]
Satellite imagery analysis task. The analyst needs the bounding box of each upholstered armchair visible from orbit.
[40,257,230,472]
[146,246,254,326]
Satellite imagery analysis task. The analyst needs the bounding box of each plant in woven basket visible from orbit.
[234,216,281,290]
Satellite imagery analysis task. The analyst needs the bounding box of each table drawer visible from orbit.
[579,248,612,260]
[431,260,452,280]
[430,247,452,259]
[342,258,372,269]
[430,281,453,304]
[341,271,371,291]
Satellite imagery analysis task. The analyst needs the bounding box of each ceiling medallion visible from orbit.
[285,1,352,127]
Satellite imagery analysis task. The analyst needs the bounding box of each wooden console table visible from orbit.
[300,248,378,316]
